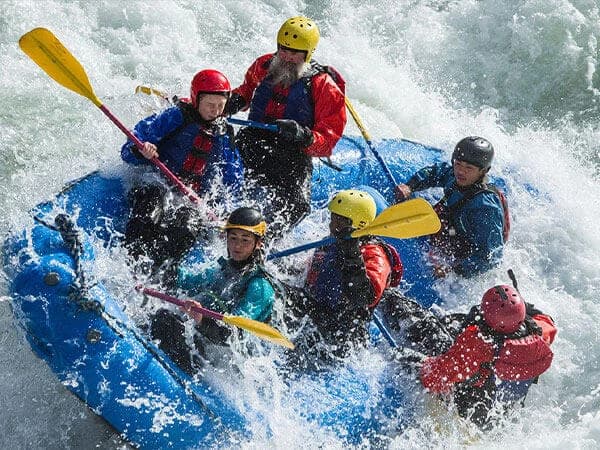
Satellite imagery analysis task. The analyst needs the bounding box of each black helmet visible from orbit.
[452,136,494,170]
[223,207,267,237]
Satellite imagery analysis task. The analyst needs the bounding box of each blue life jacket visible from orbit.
[248,58,319,127]
[308,245,344,310]
[121,103,243,192]
[407,162,505,276]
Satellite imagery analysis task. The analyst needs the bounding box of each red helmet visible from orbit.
[190,69,231,107]
[481,285,526,333]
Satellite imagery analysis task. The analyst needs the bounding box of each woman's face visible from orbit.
[196,93,227,121]
[226,229,260,261]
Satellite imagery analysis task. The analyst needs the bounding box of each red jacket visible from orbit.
[362,243,393,307]
[305,242,392,309]
[420,314,556,394]
[232,53,347,158]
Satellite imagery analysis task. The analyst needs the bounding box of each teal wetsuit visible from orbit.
[177,256,275,322]
[150,256,275,374]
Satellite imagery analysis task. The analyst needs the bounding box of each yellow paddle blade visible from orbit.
[19,28,102,107]
[135,85,169,99]
[222,315,295,349]
[352,197,441,239]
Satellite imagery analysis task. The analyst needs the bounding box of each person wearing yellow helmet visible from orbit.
[225,16,347,235]
[149,207,279,374]
[285,190,403,362]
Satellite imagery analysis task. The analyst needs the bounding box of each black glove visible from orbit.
[224,92,246,116]
[275,119,314,147]
[337,236,362,261]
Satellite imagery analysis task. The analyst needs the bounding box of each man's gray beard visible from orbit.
[269,55,310,88]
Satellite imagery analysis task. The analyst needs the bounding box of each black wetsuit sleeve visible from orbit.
[338,239,374,308]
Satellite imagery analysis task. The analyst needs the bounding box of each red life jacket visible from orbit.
[494,333,553,381]
[472,319,553,387]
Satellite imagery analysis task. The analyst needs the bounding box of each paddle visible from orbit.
[227,117,277,132]
[138,286,295,349]
[267,197,440,260]
[19,28,201,206]
[135,85,170,102]
[345,97,399,187]
[134,84,278,132]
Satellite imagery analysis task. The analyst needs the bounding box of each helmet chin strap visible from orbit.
[507,269,519,291]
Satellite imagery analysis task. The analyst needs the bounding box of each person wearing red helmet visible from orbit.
[225,16,347,235]
[121,69,241,272]
[413,284,556,428]
[395,136,510,278]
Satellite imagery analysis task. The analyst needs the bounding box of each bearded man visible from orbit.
[226,17,347,235]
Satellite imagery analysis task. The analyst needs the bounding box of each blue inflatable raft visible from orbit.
[2,136,450,448]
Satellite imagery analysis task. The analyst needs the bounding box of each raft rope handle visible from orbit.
[32,213,220,421]
[33,214,101,311]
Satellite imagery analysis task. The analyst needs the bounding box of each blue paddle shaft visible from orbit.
[267,237,335,260]
[365,138,399,187]
[227,117,277,132]
[373,312,398,348]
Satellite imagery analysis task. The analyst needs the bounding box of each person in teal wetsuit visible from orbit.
[149,207,276,374]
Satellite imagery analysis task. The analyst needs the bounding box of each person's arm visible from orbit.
[232,277,275,322]
[176,262,218,296]
[526,303,557,345]
[121,107,184,164]
[396,162,454,201]
[452,195,504,277]
[419,325,494,394]
[301,73,347,158]
[229,54,272,113]
[398,163,455,202]
[361,243,392,307]
[337,239,374,309]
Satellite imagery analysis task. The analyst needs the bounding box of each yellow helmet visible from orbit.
[277,16,320,63]
[328,190,377,230]
[223,207,267,237]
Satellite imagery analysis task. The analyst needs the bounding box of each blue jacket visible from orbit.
[407,162,505,276]
[176,257,274,322]
[121,103,242,192]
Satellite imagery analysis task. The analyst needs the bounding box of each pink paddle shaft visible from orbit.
[99,104,202,205]
[139,286,224,321]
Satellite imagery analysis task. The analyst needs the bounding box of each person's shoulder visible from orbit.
[468,187,503,210]
[253,53,275,67]
[311,70,344,93]
[153,104,185,120]
[360,241,387,255]
[248,271,276,294]
[455,324,491,348]
[417,161,451,174]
